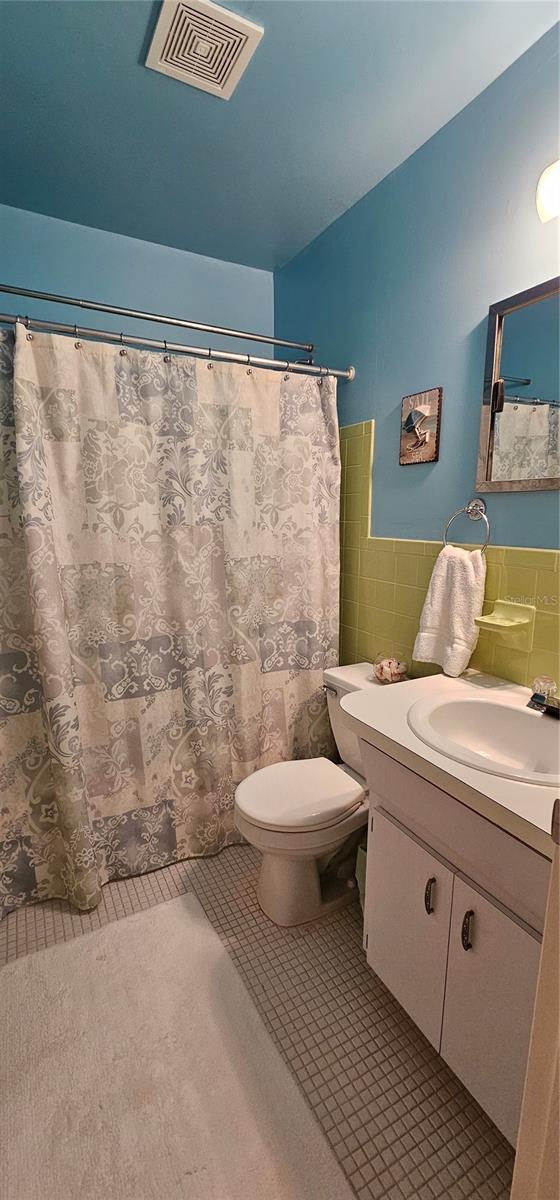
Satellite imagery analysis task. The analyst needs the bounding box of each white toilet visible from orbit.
[234,663,378,926]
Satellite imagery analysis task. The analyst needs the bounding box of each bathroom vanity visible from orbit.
[341,670,556,1147]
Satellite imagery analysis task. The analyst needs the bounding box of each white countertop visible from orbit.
[341,669,557,859]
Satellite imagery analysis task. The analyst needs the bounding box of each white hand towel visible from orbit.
[413,546,486,678]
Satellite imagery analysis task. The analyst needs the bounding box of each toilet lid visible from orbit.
[235,758,364,831]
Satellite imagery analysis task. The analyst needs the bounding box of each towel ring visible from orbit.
[444,497,490,551]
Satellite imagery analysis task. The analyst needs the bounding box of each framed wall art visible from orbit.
[399,387,442,465]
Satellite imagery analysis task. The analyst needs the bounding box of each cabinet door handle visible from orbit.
[461,909,475,951]
[424,876,436,915]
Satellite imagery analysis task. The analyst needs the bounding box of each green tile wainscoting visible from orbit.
[340,421,560,689]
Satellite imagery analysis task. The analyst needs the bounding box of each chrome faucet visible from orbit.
[527,677,559,718]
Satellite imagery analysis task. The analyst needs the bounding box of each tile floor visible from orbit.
[0,845,514,1199]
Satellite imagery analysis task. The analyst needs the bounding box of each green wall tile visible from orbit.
[343,521,360,549]
[369,608,396,638]
[341,421,364,439]
[341,598,358,630]
[484,562,502,601]
[356,629,377,661]
[506,549,558,571]
[395,555,419,586]
[343,466,363,494]
[394,614,419,648]
[469,631,495,675]
[342,546,359,578]
[344,491,362,524]
[416,557,435,589]
[346,436,365,466]
[528,649,560,684]
[484,546,505,565]
[358,602,376,633]
[360,442,373,473]
[342,573,360,603]
[373,579,395,610]
[501,564,538,605]
[359,547,377,579]
[394,584,425,619]
[370,551,396,582]
[534,611,560,653]
[357,577,376,610]
[339,418,559,688]
[410,660,444,679]
[340,626,357,665]
[536,570,560,609]
[492,646,530,687]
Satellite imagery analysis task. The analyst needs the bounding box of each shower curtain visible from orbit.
[0,327,340,916]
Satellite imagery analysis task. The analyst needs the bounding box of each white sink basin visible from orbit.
[407,695,560,787]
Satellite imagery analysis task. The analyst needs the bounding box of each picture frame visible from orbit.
[399,387,442,465]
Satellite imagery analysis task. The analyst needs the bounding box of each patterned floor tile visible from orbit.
[0,846,514,1198]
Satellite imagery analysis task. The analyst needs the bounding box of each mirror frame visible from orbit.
[476,275,560,492]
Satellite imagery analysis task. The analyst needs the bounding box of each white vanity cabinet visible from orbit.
[441,876,541,1146]
[360,745,549,1146]
[365,811,453,1049]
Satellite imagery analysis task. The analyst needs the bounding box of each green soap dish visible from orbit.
[475,600,535,650]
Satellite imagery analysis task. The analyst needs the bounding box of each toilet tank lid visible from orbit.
[323,663,378,693]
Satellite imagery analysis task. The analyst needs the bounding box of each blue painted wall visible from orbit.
[275,28,560,549]
[0,205,274,357]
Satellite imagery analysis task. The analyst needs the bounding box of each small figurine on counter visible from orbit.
[372,654,408,684]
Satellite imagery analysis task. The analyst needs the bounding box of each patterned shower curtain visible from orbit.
[0,326,340,916]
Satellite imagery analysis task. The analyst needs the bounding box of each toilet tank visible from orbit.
[323,663,379,777]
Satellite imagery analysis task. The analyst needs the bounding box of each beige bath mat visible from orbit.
[1,894,353,1200]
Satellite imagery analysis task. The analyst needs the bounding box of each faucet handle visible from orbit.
[532,676,557,700]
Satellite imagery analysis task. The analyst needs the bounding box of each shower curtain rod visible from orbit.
[0,312,356,381]
[0,282,312,353]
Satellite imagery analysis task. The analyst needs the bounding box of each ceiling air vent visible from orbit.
[145,0,263,100]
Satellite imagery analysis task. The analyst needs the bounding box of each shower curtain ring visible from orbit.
[246,354,252,375]
[119,331,127,357]
[24,315,33,341]
[284,360,291,381]
[74,324,82,349]
[207,347,213,369]
[163,340,171,363]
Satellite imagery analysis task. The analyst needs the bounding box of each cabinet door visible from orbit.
[365,811,454,1050]
[441,877,541,1145]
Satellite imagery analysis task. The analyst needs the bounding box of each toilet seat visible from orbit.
[235,757,365,833]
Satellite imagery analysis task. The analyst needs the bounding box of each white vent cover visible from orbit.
[145,0,263,100]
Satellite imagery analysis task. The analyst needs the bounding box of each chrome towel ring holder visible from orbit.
[443,497,490,551]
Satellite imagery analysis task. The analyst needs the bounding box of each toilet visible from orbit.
[234,663,378,926]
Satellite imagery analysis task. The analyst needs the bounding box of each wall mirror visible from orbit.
[476,276,559,491]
